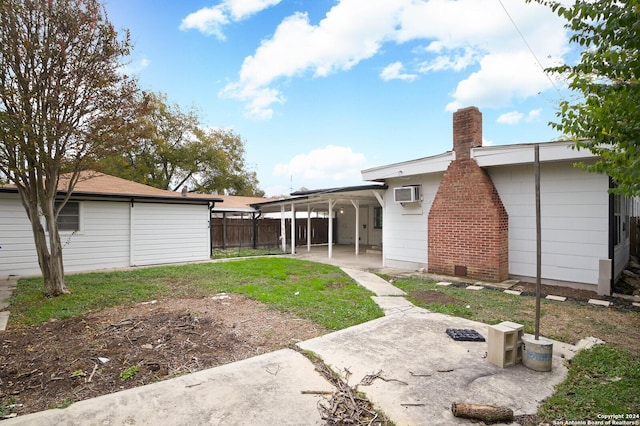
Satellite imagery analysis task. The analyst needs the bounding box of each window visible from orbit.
[373,206,383,229]
[56,201,80,232]
[614,194,630,247]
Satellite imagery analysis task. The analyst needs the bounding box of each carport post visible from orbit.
[351,200,360,255]
[280,205,286,252]
[290,202,296,255]
[307,204,311,252]
[328,200,336,258]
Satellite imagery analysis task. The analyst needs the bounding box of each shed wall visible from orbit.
[131,203,210,266]
[0,194,211,278]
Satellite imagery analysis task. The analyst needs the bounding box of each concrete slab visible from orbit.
[3,349,334,426]
[371,296,424,316]
[299,312,569,426]
[503,290,522,296]
[436,281,452,286]
[0,311,9,331]
[341,267,406,296]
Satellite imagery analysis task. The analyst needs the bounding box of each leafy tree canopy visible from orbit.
[96,92,264,197]
[531,0,640,196]
[0,0,140,295]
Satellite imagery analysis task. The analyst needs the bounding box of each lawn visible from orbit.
[8,257,383,330]
[7,260,640,423]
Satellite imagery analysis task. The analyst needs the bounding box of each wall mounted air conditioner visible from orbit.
[394,185,420,203]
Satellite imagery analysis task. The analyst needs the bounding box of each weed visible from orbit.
[120,365,139,381]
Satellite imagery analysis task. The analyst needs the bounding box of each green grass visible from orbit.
[388,276,536,331]
[538,345,640,422]
[9,258,383,330]
[211,248,284,259]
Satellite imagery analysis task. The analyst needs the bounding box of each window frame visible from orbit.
[373,206,383,229]
[55,201,81,233]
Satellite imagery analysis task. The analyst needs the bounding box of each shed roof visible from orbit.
[1,171,223,204]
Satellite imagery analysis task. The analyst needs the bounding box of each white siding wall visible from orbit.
[60,201,130,273]
[131,203,210,266]
[0,193,40,277]
[0,194,211,278]
[383,175,442,270]
[0,195,131,277]
[488,162,609,286]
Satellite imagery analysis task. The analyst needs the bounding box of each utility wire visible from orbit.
[496,0,562,95]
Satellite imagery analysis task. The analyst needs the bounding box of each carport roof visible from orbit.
[250,184,387,212]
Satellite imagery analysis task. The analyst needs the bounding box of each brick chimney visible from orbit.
[427,107,509,282]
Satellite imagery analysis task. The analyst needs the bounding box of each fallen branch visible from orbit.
[451,402,514,423]
[301,390,334,395]
[359,370,408,386]
[86,363,99,383]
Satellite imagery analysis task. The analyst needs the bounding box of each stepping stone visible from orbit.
[588,299,611,307]
[546,295,566,302]
[633,302,640,308]
[465,285,484,291]
[436,281,452,286]
[503,290,522,296]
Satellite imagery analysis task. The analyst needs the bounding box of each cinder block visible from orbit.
[498,321,524,363]
[487,324,519,368]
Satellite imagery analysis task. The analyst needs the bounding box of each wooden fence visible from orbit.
[211,217,335,249]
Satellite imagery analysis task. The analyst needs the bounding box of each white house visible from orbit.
[362,106,639,295]
[0,171,222,278]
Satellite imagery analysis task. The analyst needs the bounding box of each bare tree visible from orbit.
[0,0,140,296]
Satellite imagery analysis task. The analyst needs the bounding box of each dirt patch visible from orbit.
[512,282,600,301]
[0,294,327,417]
[410,290,459,305]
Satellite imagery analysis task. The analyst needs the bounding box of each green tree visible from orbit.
[0,0,140,296]
[531,0,640,195]
[98,92,264,196]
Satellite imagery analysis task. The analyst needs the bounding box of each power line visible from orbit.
[496,0,561,95]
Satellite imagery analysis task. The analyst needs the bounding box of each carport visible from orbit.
[251,184,387,260]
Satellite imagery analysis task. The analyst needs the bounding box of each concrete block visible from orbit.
[0,311,9,331]
[598,259,611,296]
[436,281,451,286]
[503,290,522,296]
[545,295,566,302]
[487,324,521,368]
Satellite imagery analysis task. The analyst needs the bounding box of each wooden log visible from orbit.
[451,402,514,423]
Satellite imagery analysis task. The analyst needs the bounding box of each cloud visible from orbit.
[497,111,524,125]
[273,145,368,184]
[119,58,151,76]
[180,0,282,39]
[496,108,543,125]
[220,0,569,119]
[380,62,417,81]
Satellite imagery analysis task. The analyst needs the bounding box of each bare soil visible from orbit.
[0,294,327,417]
